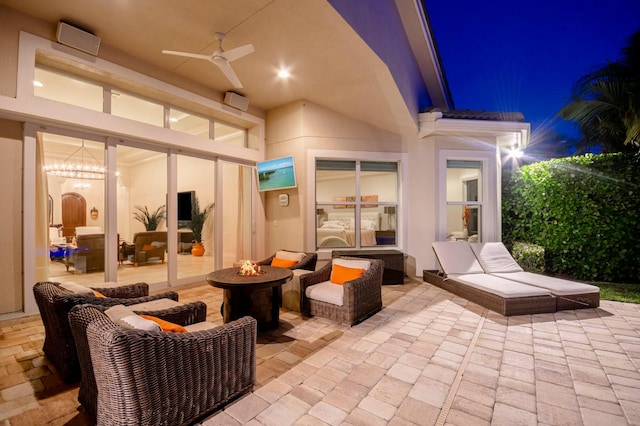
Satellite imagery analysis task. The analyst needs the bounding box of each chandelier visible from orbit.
[44,140,105,180]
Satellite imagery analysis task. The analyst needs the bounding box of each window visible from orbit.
[445,159,483,241]
[315,159,398,249]
[34,67,103,111]
[33,64,249,145]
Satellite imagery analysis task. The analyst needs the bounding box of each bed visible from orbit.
[317,212,379,247]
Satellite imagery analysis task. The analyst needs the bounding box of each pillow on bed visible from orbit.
[360,219,376,230]
[321,222,345,229]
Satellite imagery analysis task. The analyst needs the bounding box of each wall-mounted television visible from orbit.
[256,156,297,192]
[177,191,195,224]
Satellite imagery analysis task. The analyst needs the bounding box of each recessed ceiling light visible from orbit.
[33,80,44,87]
[277,69,290,78]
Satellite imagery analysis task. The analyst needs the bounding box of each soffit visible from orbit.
[0,0,417,135]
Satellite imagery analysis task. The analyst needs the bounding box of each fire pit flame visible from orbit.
[239,259,264,276]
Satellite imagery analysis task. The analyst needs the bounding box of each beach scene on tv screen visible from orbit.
[257,157,296,190]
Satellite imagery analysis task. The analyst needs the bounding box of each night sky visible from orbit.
[426,0,640,153]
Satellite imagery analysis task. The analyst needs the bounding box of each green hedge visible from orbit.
[502,153,639,282]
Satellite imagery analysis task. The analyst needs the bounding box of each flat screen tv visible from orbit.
[177,191,195,223]
[256,156,297,192]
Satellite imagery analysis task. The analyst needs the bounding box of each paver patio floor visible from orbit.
[1,279,639,425]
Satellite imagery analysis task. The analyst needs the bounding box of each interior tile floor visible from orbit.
[1,279,639,425]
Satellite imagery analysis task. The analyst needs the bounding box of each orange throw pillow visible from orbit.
[142,244,156,251]
[139,315,187,333]
[271,257,298,268]
[330,263,365,285]
[93,290,106,298]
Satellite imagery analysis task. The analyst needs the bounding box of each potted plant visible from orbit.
[133,205,166,231]
[189,197,214,256]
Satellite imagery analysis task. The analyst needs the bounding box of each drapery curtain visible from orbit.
[235,165,245,261]
[35,132,50,281]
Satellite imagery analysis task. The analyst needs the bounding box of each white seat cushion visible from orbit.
[59,282,94,296]
[333,258,371,271]
[433,241,484,275]
[305,281,344,306]
[184,321,218,332]
[75,226,102,235]
[275,250,306,263]
[470,242,524,273]
[129,298,181,311]
[450,274,552,299]
[105,304,162,331]
[493,272,600,295]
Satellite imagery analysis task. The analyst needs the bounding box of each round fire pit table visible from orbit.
[206,265,293,331]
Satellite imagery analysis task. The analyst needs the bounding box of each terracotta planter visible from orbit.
[191,242,205,256]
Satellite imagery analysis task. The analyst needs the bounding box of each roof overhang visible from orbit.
[418,111,530,150]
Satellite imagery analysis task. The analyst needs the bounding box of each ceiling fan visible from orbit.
[162,32,254,89]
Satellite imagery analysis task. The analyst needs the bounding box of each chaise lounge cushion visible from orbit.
[448,274,553,299]
[471,242,600,296]
[469,242,524,273]
[433,241,485,275]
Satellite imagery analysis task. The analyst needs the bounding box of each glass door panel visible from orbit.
[117,145,168,284]
[177,155,216,279]
[42,133,106,285]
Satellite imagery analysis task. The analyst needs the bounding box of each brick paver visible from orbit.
[1,279,639,425]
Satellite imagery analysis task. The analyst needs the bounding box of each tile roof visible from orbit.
[423,107,525,122]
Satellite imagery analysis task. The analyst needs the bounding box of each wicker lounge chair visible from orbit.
[257,250,318,311]
[257,249,318,271]
[69,304,256,426]
[425,242,556,316]
[300,257,383,325]
[33,281,179,382]
[470,242,600,310]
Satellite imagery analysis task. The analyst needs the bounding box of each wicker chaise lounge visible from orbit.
[425,242,556,316]
[470,242,600,310]
[69,304,257,426]
[33,281,179,382]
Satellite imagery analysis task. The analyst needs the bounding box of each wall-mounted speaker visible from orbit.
[56,22,101,56]
[224,91,249,112]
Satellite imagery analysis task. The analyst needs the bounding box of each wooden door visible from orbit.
[62,192,86,240]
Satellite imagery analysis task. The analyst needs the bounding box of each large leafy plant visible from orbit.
[502,153,639,282]
[133,205,166,231]
[189,197,214,244]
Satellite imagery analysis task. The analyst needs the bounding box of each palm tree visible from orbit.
[558,30,640,155]
[133,205,166,231]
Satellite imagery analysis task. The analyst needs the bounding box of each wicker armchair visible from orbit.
[69,301,208,422]
[257,249,317,271]
[33,281,178,382]
[69,305,257,426]
[300,257,383,326]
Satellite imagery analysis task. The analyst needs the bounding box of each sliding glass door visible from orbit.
[177,155,216,279]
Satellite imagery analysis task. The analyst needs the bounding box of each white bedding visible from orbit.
[316,212,380,247]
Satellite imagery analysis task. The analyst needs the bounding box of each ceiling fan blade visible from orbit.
[217,63,243,89]
[162,50,211,61]
[222,44,255,62]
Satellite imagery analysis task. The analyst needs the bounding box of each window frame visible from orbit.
[307,149,407,255]
[438,149,498,242]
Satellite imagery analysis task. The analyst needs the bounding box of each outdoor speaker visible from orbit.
[56,22,101,56]
[224,91,249,111]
